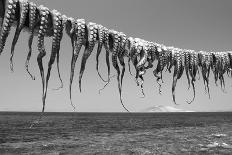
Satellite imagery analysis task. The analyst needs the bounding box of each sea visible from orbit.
[0,112,232,155]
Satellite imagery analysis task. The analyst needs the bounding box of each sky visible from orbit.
[0,0,232,112]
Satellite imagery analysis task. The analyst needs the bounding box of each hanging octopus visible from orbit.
[96,26,112,93]
[130,38,146,96]
[198,51,212,98]
[118,32,127,92]
[135,40,151,97]
[36,5,50,112]
[79,22,98,92]
[227,51,232,77]
[212,52,220,86]
[67,18,87,105]
[219,52,230,91]
[44,9,64,107]
[10,0,28,71]
[171,48,185,105]
[108,30,130,112]
[126,37,136,75]
[184,49,191,90]
[96,24,107,82]
[0,0,18,55]
[25,1,38,80]
[188,50,199,104]
[102,27,111,84]
[153,44,169,94]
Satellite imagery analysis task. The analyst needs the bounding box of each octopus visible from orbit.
[10,0,28,71]
[0,0,18,55]
[37,5,50,112]
[198,51,212,98]
[188,50,199,104]
[67,18,87,105]
[118,32,127,90]
[0,0,232,113]
[95,24,106,82]
[25,1,38,80]
[79,22,98,92]
[108,30,130,112]
[44,9,64,108]
[171,48,185,105]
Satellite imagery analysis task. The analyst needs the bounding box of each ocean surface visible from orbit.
[0,112,232,154]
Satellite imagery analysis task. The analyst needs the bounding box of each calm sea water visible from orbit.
[0,112,232,154]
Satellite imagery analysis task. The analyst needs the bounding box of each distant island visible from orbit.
[141,105,195,113]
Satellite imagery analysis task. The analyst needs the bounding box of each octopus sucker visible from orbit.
[10,0,29,71]
[0,0,18,55]
[79,22,98,92]
[44,9,63,108]
[37,5,50,113]
[25,1,38,80]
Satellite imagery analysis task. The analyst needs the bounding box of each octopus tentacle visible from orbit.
[69,18,87,104]
[184,50,191,90]
[10,0,29,71]
[109,30,129,112]
[51,15,65,91]
[66,17,77,104]
[102,27,111,87]
[126,37,136,76]
[219,52,228,93]
[79,22,98,92]
[199,51,211,98]
[53,41,63,90]
[132,39,149,96]
[171,48,185,105]
[37,5,50,112]
[171,49,181,105]
[25,1,38,80]
[153,45,165,94]
[0,0,18,55]
[65,17,76,100]
[136,41,150,70]
[96,24,108,82]
[187,50,198,104]
[44,9,63,107]
[212,52,220,86]
[118,32,127,89]
[136,68,146,98]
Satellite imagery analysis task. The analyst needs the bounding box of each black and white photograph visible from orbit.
[0,0,232,154]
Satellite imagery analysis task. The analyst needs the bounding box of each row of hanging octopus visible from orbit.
[0,0,232,112]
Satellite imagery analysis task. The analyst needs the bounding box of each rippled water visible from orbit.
[0,112,232,154]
